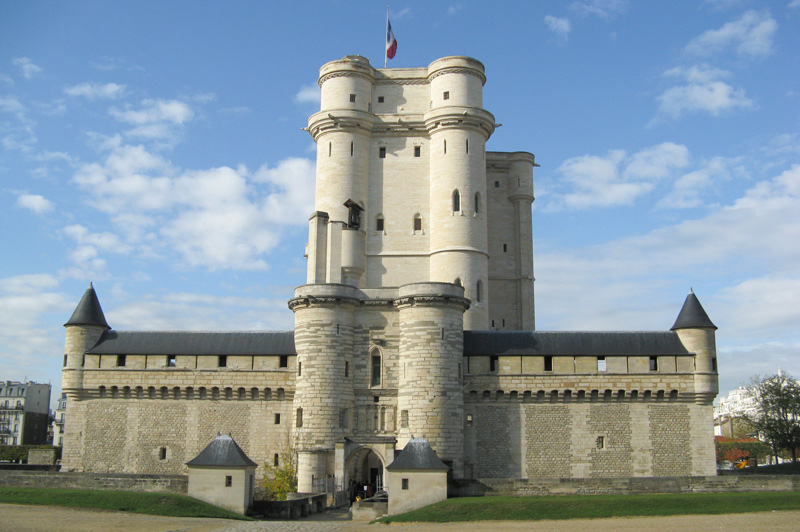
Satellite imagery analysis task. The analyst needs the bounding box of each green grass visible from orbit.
[377,491,800,523]
[0,487,252,520]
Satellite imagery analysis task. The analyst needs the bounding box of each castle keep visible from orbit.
[60,55,719,491]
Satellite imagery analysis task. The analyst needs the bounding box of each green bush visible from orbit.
[0,445,61,463]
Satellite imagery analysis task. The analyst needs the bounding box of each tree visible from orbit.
[743,373,800,463]
[262,440,297,501]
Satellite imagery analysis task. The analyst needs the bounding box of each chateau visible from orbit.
[60,55,719,492]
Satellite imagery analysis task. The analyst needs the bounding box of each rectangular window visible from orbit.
[349,94,356,103]
[401,410,409,428]
[274,413,281,424]
[218,355,227,368]
[376,218,384,231]
[414,216,422,231]
[117,355,126,367]
[466,414,473,427]
[443,91,449,100]
[494,181,500,188]
[371,355,381,387]
[279,355,288,368]
[297,362,301,376]
[489,356,498,372]
[596,436,605,449]
[225,475,232,487]
[402,478,409,490]
[339,408,348,428]
[711,358,717,372]
[159,447,167,460]
[167,355,176,367]
[350,141,354,156]
[296,408,303,427]
[379,146,386,158]
[414,146,421,157]
[378,96,384,103]
[345,361,349,377]
[63,355,67,367]
[544,356,553,372]
[649,356,658,371]
[597,356,606,372]
[503,243,507,252]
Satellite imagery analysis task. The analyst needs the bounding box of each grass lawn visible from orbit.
[377,491,800,523]
[0,487,252,520]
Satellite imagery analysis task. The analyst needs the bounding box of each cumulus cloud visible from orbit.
[655,64,754,119]
[294,84,321,105]
[17,194,54,214]
[656,157,736,209]
[64,82,125,99]
[544,16,571,41]
[12,57,42,79]
[110,99,194,143]
[72,142,315,271]
[570,0,627,18]
[546,142,690,210]
[685,10,776,58]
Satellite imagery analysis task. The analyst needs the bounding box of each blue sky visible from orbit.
[1,1,799,404]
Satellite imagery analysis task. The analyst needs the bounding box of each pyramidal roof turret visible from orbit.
[386,437,449,471]
[671,289,716,331]
[186,434,257,467]
[64,283,110,329]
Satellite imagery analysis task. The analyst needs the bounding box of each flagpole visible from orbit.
[385,4,389,68]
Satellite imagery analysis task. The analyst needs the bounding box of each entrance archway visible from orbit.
[346,446,385,498]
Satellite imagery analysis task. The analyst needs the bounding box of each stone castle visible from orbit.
[60,55,719,491]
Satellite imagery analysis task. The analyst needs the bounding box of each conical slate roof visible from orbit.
[671,290,716,331]
[386,437,449,471]
[64,283,110,329]
[186,434,257,467]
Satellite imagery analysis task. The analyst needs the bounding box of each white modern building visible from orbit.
[0,381,52,445]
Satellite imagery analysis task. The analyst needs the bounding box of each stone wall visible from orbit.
[0,470,187,493]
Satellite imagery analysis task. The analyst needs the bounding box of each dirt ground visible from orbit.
[2,504,800,532]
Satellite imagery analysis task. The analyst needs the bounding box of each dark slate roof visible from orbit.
[386,438,449,471]
[671,290,717,331]
[463,330,690,356]
[86,330,295,355]
[64,283,110,329]
[186,434,257,467]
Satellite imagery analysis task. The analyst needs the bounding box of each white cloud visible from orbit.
[546,142,690,210]
[17,194,54,214]
[64,82,126,99]
[447,4,462,16]
[110,99,194,144]
[12,57,42,79]
[685,10,776,58]
[570,0,627,18]
[656,156,736,209]
[294,84,321,105]
[656,65,754,119]
[72,142,315,271]
[790,0,800,8]
[544,16,571,41]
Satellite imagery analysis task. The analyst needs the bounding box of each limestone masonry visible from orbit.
[60,55,719,491]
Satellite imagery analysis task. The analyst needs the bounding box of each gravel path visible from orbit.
[2,504,799,532]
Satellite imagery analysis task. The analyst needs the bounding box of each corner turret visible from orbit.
[62,283,110,400]
[671,289,718,403]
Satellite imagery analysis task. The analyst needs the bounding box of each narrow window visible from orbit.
[401,410,409,428]
[298,362,302,376]
[402,478,409,490]
[414,146,421,157]
[328,142,331,157]
[336,324,340,335]
[117,355,126,367]
[376,216,384,231]
[159,447,167,460]
[379,146,386,158]
[649,356,658,371]
[491,319,495,328]
[597,356,606,372]
[167,355,176,367]
[296,407,303,427]
[476,280,482,303]
[474,192,480,214]
[443,91,449,100]
[466,414,473,427]
[82,355,85,366]
[279,355,288,368]
[225,475,232,487]
[443,139,447,154]
[413,214,422,232]
[274,453,279,467]
[63,355,67,367]
[371,352,381,387]
[452,190,460,212]
[466,138,469,154]
[349,93,356,103]
[596,436,605,449]
[345,361,349,377]
[494,181,500,188]
[274,413,281,424]
[503,243,507,252]
[378,96,384,103]
[711,358,717,372]
[350,141,354,156]
[502,319,505,327]
[489,356,498,372]
[218,355,227,368]
[544,356,553,372]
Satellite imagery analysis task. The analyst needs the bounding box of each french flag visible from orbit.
[386,19,398,60]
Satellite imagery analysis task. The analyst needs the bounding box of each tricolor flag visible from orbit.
[386,19,398,60]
